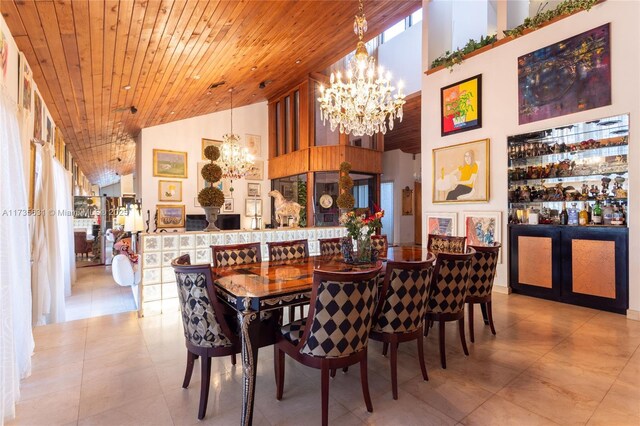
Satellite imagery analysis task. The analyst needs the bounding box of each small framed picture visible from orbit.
[153,149,188,178]
[223,198,234,212]
[157,205,185,228]
[441,74,482,136]
[246,134,261,157]
[158,180,182,202]
[202,138,222,160]
[245,198,262,217]
[247,182,261,197]
[463,211,502,262]
[426,212,457,236]
[246,160,264,181]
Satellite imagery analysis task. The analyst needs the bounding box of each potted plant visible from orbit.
[198,145,225,231]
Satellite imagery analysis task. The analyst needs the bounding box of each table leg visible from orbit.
[238,298,260,426]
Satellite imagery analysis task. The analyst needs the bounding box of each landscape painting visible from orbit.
[157,205,185,228]
[153,149,187,178]
[518,24,611,125]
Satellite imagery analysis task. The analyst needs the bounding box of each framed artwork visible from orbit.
[202,138,222,160]
[247,182,261,197]
[463,211,502,262]
[19,53,32,111]
[441,74,481,136]
[0,31,7,82]
[246,159,264,181]
[153,149,187,178]
[281,182,294,199]
[45,114,53,144]
[433,138,490,203]
[158,180,182,202]
[402,186,413,215]
[33,92,42,141]
[157,205,185,228]
[246,134,261,157]
[518,24,610,125]
[426,213,457,237]
[245,198,262,217]
[223,198,234,213]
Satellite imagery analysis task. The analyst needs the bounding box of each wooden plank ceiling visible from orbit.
[1,0,420,186]
[384,91,420,154]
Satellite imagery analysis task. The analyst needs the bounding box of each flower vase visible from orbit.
[203,206,220,232]
[356,236,372,263]
[340,236,353,262]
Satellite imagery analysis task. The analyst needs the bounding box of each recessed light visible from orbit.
[123,85,131,90]
[250,66,257,71]
[206,91,212,95]
[295,59,301,64]
[193,75,201,80]
[252,94,256,97]
[170,111,175,114]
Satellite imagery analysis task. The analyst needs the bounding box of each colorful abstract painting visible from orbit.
[518,24,611,125]
[427,214,456,236]
[441,74,482,136]
[463,211,502,262]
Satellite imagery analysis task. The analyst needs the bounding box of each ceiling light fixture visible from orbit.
[218,88,254,192]
[295,59,301,64]
[193,75,201,80]
[317,0,405,136]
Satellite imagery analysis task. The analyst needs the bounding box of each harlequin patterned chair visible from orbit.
[424,250,475,369]
[211,242,261,267]
[370,256,435,399]
[275,268,381,426]
[370,234,388,257]
[171,254,239,420]
[427,234,466,256]
[466,243,501,343]
[318,237,342,257]
[267,239,309,262]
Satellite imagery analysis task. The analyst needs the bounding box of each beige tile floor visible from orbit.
[9,285,640,425]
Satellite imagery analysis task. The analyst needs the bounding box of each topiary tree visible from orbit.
[337,161,355,210]
[198,145,224,208]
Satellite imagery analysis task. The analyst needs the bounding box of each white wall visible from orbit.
[99,182,121,198]
[382,149,419,245]
[451,1,490,50]
[421,0,640,312]
[140,102,270,230]
[378,21,422,95]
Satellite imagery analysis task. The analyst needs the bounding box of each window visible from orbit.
[410,8,422,26]
[294,90,300,151]
[284,96,290,154]
[382,20,406,43]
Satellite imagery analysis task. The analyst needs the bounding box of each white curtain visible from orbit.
[0,91,34,423]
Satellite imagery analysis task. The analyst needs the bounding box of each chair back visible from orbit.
[373,256,435,334]
[74,231,88,251]
[211,242,261,267]
[299,268,381,358]
[267,239,309,262]
[171,255,235,349]
[318,238,342,256]
[427,250,474,315]
[427,234,466,256]
[467,243,501,299]
[370,234,388,256]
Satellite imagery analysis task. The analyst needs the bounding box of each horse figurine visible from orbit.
[268,190,302,228]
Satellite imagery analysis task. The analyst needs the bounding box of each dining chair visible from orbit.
[268,239,310,321]
[211,242,261,267]
[427,234,466,256]
[370,234,388,257]
[274,267,381,426]
[318,237,342,257]
[466,243,501,342]
[370,256,435,399]
[171,254,240,420]
[424,249,474,369]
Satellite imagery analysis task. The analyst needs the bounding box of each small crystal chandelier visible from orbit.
[219,89,254,191]
[318,0,406,137]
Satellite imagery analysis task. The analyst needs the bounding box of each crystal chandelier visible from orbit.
[219,89,254,191]
[318,0,406,137]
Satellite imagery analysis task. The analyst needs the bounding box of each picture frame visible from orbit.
[426,212,457,237]
[246,159,264,181]
[402,186,413,215]
[223,198,234,213]
[157,205,185,228]
[153,149,188,178]
[441,74,482,136]
[245,198,262,217]
[246,134,261,158]
[433,138,490,203]
[19,52,32,112]
[247,182,261,197]
[45,113,53,145]
[462,211,502,262]
[202,138,222,160]
[158,180,183,202]
[33,91,43,141]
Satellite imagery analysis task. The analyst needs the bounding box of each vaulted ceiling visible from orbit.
[1,0,420,186]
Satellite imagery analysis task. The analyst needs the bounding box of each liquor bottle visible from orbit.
[592,201,603,225]
[579,203,589,226]
[560,202,569,225]
[568,203,579,226]
[602,200,614,225]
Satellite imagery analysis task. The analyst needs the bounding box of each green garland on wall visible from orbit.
[430,34,497,71]
[503,0,599,38]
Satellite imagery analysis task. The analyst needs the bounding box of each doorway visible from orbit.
[381,182,394,245]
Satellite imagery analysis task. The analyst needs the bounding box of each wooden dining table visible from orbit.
[212,255,383,426]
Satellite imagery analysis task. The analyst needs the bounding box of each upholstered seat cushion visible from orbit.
[281,319,307,345]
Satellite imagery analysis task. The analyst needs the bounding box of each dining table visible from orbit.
[212,255,383,426]
[380,246,434,262]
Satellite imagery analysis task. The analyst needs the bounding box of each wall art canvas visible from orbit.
[45,114,53,144]
[33,92,43,140]
[246,159,264,181]
[247,182,260,197]
[202,138,221,160]
[433,138,489,203]
[518,24,611,125]
[463,211,502,262]
[158,180,182,202]
[426,213,457,236]
[157,205,185,228]
[153,149,187,178]
[246,134,261,157]
[19,54,32,111]
[0,31,7,82]
[223,198,234,213]
[441,74,481,136]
